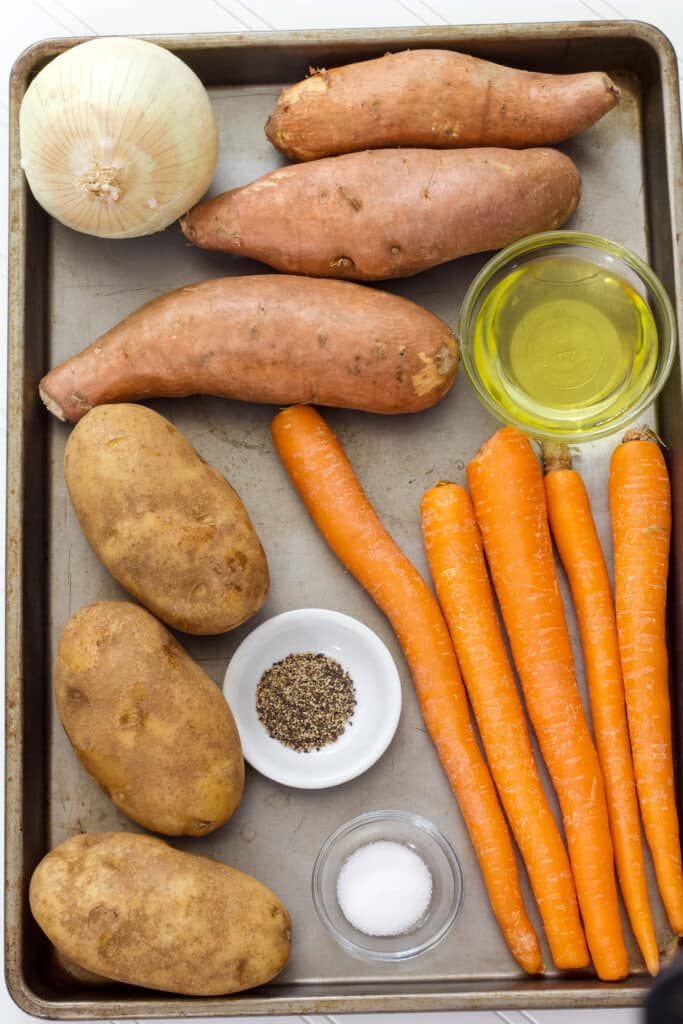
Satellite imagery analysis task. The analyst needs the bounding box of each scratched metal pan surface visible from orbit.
[6,20,683,1019]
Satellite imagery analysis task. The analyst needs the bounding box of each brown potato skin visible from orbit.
[64,404,269,634]
[29,832,292,996]
[55,601,245,836]
[39,275,458,422]
[265,49,619,161]
[181,148,581,281]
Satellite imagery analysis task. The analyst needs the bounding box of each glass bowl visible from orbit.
[458,230,676,443]
[312,809,463,961]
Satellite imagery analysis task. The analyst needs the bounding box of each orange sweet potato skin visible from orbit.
[39,275,458,422]
[265,49,619,161]
[180,148,581,281]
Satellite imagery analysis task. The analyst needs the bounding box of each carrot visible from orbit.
[543,442,659,976]
[609,426,683,935]
[272,405,542,974]
[467,426,628,982]
[420,481,589,970]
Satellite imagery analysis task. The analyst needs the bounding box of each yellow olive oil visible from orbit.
[472,255,658,435]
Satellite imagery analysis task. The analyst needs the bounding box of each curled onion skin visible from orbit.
[19,37,218,239]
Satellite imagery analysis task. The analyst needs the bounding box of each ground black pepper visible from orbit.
[256,651,357,752]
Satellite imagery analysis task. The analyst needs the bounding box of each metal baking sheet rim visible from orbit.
[5,19,683,1019]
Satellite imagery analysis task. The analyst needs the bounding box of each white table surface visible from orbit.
[3,1,683,1022]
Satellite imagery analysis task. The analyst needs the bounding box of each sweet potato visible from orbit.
[180,147,581,281]
[39,275,458,421]
[265,49,619,161]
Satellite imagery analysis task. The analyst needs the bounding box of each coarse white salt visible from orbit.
[336,839,433,937]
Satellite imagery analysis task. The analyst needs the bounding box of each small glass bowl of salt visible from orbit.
[312,809,463,961]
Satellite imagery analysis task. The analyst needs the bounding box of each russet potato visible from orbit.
[64,402,269,634]
[55,600,244,836]
[29,832,292,995]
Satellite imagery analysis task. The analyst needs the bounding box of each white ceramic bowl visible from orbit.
[223,608,402,789]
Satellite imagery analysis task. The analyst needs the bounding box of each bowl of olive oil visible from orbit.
[459,231,676,442]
